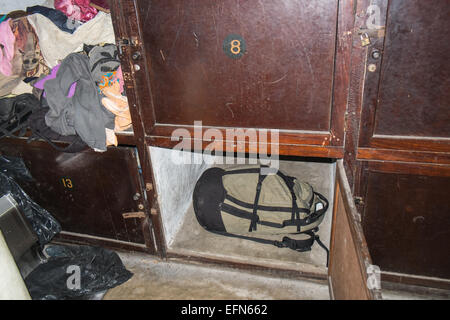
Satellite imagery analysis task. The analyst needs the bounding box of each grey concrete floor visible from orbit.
[103,251,330,300]
[103,251,450,300]
[381,289,449,300]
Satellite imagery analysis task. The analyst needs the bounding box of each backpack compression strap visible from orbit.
[281,191,329,229]
[222,167,267,232]
[250,170,267,231]
[274,227,330,267]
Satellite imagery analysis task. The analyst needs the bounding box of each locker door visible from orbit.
[0,139,153,251]
[110,0,356,158]
[356,0,450,163]
[328,160,382,300]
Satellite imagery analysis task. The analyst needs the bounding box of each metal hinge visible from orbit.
[354,196,365,206]
[122,71,132,82]
[117,36,141,55]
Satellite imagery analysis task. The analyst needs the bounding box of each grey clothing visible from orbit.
[88,44,120,83]
[44,53,114,151]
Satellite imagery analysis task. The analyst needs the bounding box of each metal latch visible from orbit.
[117,38,129,55]
[122,211,146,219]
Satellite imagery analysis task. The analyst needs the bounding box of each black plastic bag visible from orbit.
[25,244,133,300]
[0,154,33,181]
[0,155,61,245]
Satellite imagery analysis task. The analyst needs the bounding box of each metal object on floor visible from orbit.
[0,230,31,300]
[0,194,44,278]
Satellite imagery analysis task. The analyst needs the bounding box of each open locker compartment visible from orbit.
[149,146,382,300]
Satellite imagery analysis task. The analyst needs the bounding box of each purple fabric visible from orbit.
[34,64,77,97]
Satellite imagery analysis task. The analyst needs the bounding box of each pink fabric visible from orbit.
[54,0,98,23]
[116,66,124,94]
[0,19,16,76]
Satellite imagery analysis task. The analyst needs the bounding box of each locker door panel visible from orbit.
[329,160,382,300]
[0,139,146,244]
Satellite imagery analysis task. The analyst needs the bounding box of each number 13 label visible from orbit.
[61,178,73,189]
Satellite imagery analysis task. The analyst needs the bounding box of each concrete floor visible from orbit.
[103,251,330,300]
[382,289,449,300]
[103,251,450,300]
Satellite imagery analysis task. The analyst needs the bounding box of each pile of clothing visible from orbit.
[0,0,131,152]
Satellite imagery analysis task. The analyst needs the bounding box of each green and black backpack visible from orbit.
[193,165,330,264]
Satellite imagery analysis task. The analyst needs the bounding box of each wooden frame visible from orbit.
[1,0,447,297]
[110,0,167,257]
[108,0,450,293]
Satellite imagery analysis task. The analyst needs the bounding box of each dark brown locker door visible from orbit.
[328,160,382,300]
[0,139,146,245]
[361,162,450,281]
[113,0,356,158]
[140,0,338,131]
[357,0,450,162]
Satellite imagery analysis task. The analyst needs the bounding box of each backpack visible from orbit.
[193,165,330,264]
[0,93,87,153]
[0,93,38,139]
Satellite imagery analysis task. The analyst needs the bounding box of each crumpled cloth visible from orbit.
[44,53,115,151]
[97,66,124,94]
[101,80,131,132]
[0,16,47,97]
[26,5,83,34]
[54,0,98,23]
[88,44,120,83]
[27,11,115,68]
[0,19,16,76]
[34,64,77,98]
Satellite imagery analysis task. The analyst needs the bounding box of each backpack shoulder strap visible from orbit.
[27,130,87,153]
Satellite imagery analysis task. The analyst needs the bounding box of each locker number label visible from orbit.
[61,178,73,189]
[223,34,246,59]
